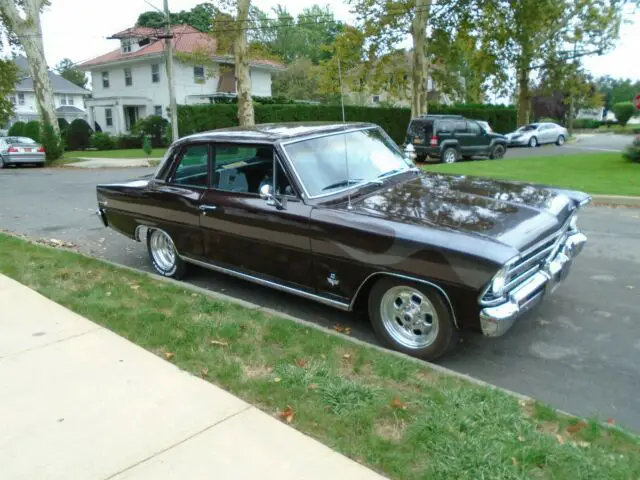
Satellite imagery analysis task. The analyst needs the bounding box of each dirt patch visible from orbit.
[375,419,406,443]
[242,363,273,379]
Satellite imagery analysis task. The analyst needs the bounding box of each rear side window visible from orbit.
[438,121,454,133]
[453,120,467,133]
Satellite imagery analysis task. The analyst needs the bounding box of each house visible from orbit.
[5,56,90,127]
[78,25,284,134]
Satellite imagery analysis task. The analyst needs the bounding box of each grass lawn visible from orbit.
[0,233,638,479]
[423,152,640,196]
[64,148,167,160]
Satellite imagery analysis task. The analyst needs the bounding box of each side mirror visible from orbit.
[259,183,285,209]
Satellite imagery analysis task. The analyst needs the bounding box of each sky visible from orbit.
[2,0,639,81]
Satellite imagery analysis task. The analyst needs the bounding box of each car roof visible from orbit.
[180,122,376,143]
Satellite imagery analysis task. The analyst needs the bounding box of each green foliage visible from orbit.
[142,135,153,156]
[66,119,93,150]
[117,135,143,149]
[573,119,602,129]
[273,58,323,101]
[137,3,214,32]
[177,104,517,144]
[0,58,19,125]
[131,115,170,147]
[89,132,116,150]
[55,58,87,89]
[8,121,26,136]
[57,118,69,133]
[623,136,640,163]
[24,120,41,142]
[39,123,63,162]
[612,102,636,126]
[597,76,640,111]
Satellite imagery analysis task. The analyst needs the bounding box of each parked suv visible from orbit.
[405,115,508,163]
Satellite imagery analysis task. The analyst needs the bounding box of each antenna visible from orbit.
[337,57,352,210]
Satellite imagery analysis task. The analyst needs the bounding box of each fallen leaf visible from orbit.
[164,352,175,360]
[106,292,112,297]
[130,284,140,290]
[577,441,590,448]
[566,421,587,434]
[511,457,519,468]
[390,397,407,410]
[308,383,318,390]
[518,436,525,442]
[333,324,345,333]
[209,340,229,347]
[607,417,616,425]
[201,368,209,377]
[518,399,527,408]
[342,353,352,360]
[344,327,352,335]
[555,434,565,445]
[273,377,281,383]
[295,358,308,368]
[191,293,198,297]
[279,406,295,423]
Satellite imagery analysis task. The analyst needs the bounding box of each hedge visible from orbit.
[177,104,517,144]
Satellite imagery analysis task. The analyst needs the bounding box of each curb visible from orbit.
[591,195,640,208]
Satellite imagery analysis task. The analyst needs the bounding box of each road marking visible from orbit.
[564,146,623,152]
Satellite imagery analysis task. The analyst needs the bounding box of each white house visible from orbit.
[79,24,284,134]
[5,56,90,127]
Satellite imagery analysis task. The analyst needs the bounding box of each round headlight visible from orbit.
[490,267,508,297]
[569,215,578,231]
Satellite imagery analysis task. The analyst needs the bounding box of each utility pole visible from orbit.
[163,0,179,142]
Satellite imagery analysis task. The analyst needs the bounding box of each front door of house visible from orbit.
[124,106,138,131]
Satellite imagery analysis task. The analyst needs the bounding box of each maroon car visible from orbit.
[96,123,589,360]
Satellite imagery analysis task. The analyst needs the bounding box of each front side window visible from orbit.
[18,93,25,105]
[283,128,412,197]
[467,121,481,134]
[105,108,113,127]
[151,64,160,83]
[124,68,133,86]
[172,144,209,187]
[194,66,205,84]
[102,71,109,88]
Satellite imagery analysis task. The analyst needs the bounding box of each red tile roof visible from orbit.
[79,24,284,70]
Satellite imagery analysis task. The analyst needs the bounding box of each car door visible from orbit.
[466,120,489,154]
[452,120,473,155]
[198,142,315,290]
[145,143,210,259]
[540,124,554,144]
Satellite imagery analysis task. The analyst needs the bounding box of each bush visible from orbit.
[23,120,41,142]
[573,119,601,129]
[90,132,116,150]
[612,102,635,126]
[8,121,26,136]
[67,119,93,150]
[131,115,169,147]
[177,104,518,144]
[39,123,63,162]
[143,135,153,156]
[623,135,640,163]
[117,134,143,149]
[57,118,69,133]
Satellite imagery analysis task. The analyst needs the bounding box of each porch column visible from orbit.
[87,107,95,130]
[116,104,126,134]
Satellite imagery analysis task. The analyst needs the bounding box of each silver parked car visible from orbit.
[0,136,46,168]
[505,123,568,148]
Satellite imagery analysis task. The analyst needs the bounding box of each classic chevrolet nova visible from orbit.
[96,122,589,360]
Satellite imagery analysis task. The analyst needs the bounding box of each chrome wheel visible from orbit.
[557,135,565,146]
[529,137,538,148]
[149,229,177,271]
[442,149,457,164]
[380,286,439,349]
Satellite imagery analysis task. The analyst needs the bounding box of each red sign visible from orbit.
[635,94,640,110]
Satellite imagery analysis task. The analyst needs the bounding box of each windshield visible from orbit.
[6,136,36,144]
[283,128,412,197]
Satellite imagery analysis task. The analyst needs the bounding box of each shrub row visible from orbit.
[177,104,518,144]
[89,132,146,150]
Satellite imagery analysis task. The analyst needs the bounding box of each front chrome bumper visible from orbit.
[480,231,587,337]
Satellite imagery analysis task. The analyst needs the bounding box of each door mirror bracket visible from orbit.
[259,183,285,209]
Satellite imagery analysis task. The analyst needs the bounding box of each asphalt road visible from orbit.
[505,132,632,158]
[1,166,639,432]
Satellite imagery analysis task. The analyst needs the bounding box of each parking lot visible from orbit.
[1,164,639,431]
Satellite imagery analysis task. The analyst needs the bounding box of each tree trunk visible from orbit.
[516,64,530,126]
[410,0,430,118]
[234,0,254,127]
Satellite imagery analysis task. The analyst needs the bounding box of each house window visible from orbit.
[154,105,163,116]
[18,93,25,105]
[105,108,113,127]
[9,95,16,105]
[123,40,132,53]
[68,96,74,106]
[194,66,205,84]
[102,71,109,88]
[151,64,160,83]
[372,95,380,104]
[124,68,133,86]
[60,95,67,106]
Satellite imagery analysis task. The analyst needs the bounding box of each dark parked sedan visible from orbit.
[96,122,589,360]
[0,136,45,168]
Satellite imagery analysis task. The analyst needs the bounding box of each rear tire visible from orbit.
[0,157,4,169]
[556,135,565,146]
[147,229,187,280]
[489,144,506,159]
[441,147,458,164]
[368,277,458,361]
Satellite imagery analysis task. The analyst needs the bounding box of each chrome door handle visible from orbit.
[199,204,217,213]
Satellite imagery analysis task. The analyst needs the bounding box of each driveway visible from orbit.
[1,167,639,431]
[506,133,632,158]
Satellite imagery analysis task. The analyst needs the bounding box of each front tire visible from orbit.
[556,135,565,146]
[441,147,458,164]
[0,157,4,169]
[368,277,457,361]
[147,229,187,279]
[528,136,538,148]
[489,144,506,159]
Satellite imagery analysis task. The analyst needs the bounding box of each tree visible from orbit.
[272,58,322,101]
[597,77,640,112]
[55,58,87,88]
[136,3,215,32]
[612,102,635,126]
[0,0,59,135]
[0,58,18,126]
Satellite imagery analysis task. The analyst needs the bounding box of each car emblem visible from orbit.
[327,273,339,287]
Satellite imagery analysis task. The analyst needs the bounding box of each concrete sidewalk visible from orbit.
[0,274,385,480]
[64,158,159,168]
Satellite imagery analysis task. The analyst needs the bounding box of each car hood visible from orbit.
[506,130,534,138]
[348,172,580,252]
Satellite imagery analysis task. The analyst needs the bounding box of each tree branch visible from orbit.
[0,0,27,32]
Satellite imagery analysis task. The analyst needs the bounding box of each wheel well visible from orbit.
[351,273,459,329]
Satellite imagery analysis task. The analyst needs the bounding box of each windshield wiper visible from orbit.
[321,178,383,192]
[377,168,405,179]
